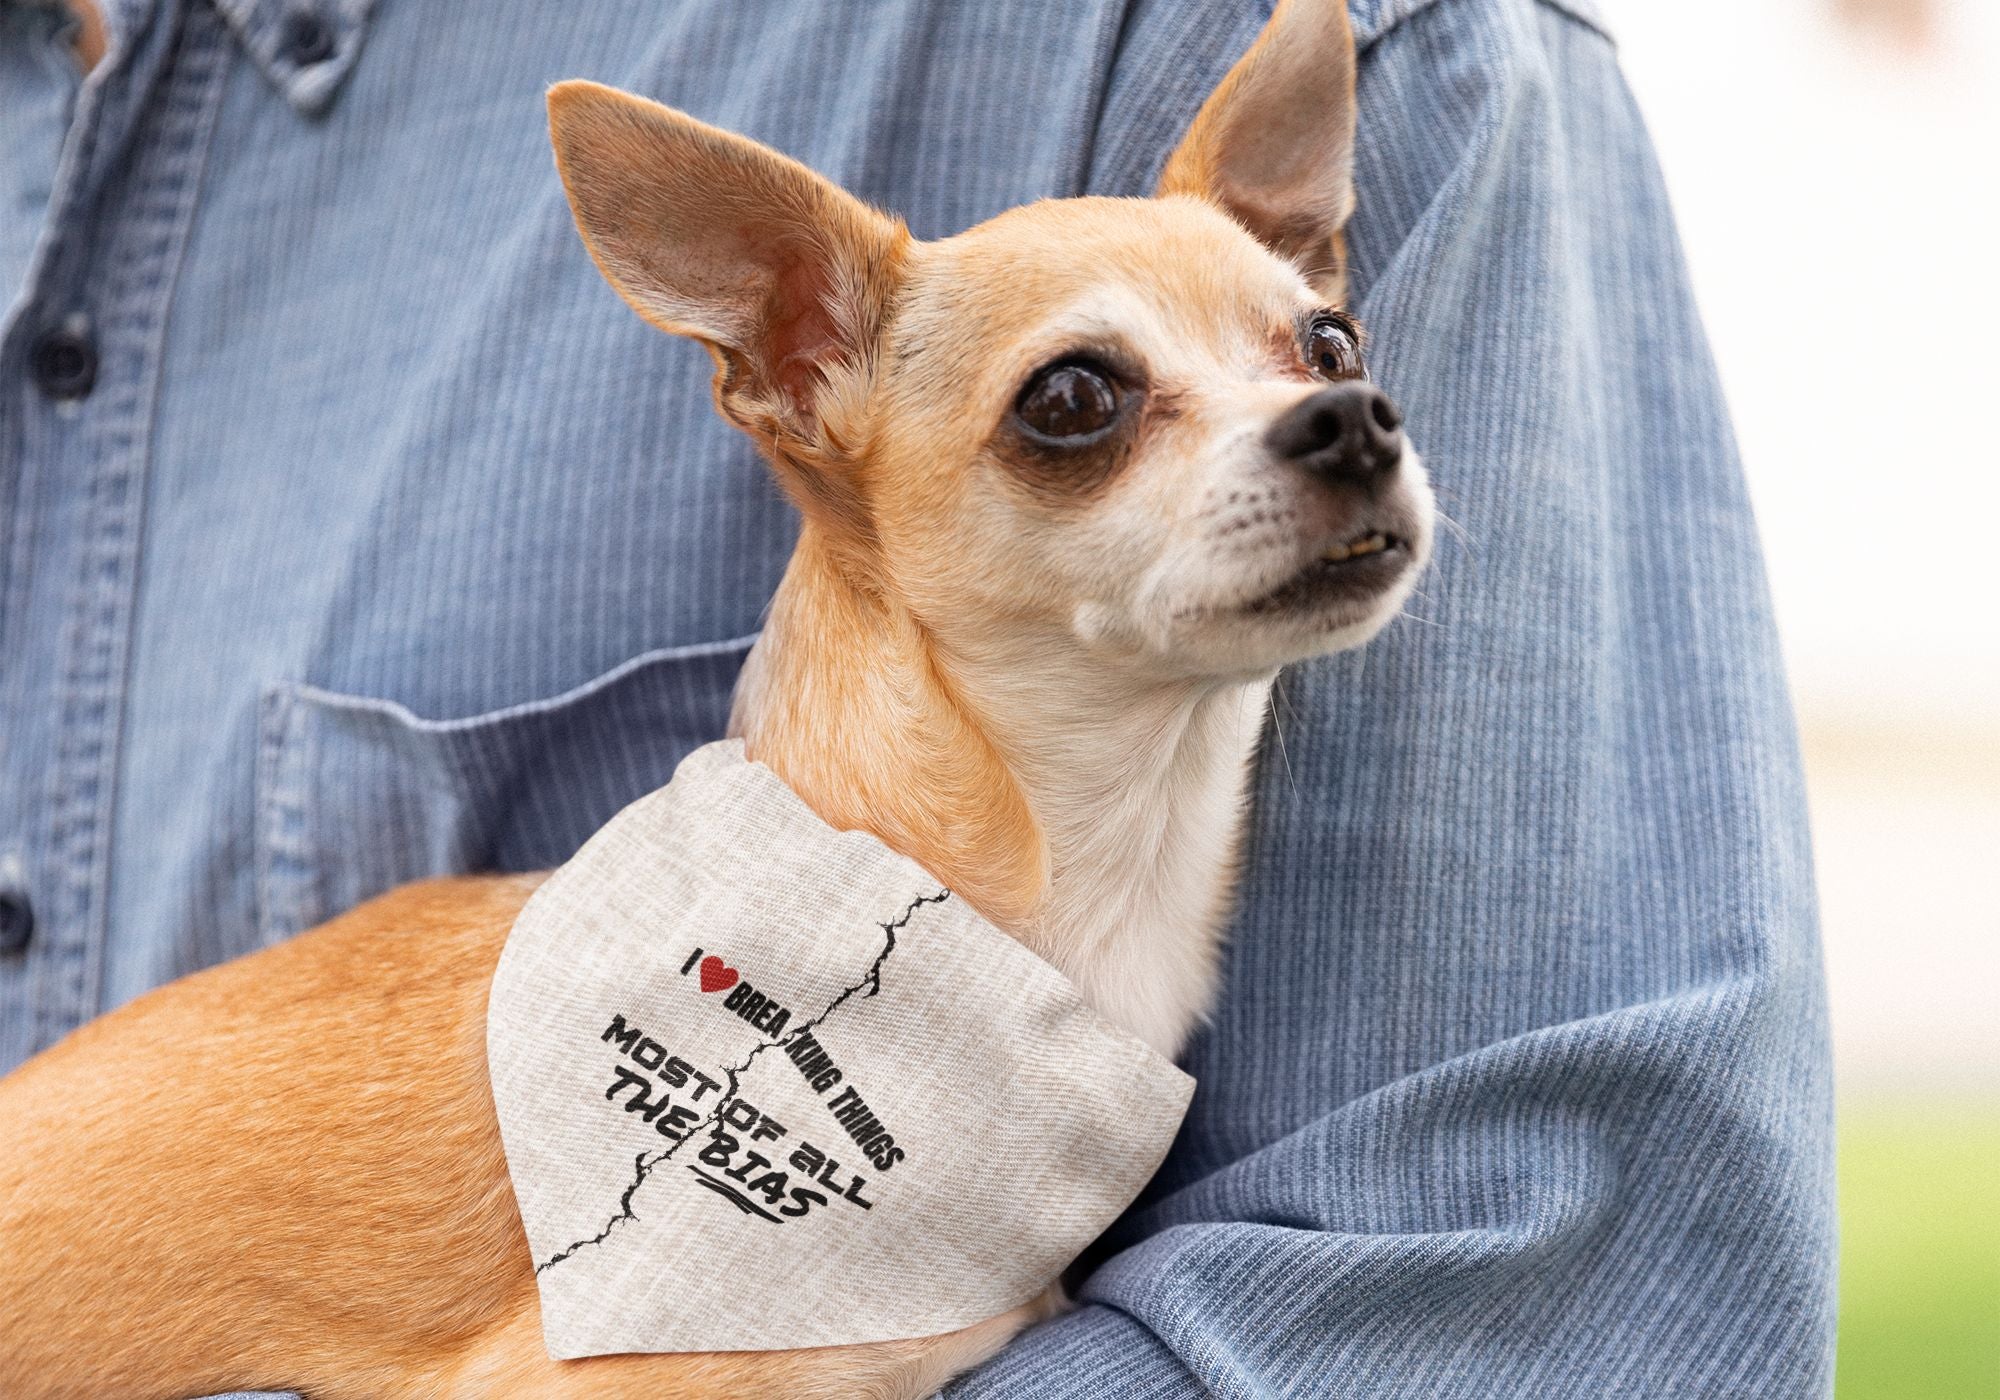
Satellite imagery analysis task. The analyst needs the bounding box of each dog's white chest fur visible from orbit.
[1013,679,1273,1058]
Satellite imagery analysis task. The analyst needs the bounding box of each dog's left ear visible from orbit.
[1156,0,1358,299]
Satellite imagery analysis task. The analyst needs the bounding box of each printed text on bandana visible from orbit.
[534,891,942,1270]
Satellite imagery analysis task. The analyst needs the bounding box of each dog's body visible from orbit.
[0,875,1053,1398]
[0,2,1433,1394]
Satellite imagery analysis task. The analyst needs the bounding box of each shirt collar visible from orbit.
[209,0,376,117]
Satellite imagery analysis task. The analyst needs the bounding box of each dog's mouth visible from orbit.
[1241,528,1412,616]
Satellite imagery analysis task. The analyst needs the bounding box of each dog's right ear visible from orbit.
[548,82,908,529]
[1155,0,1358,300]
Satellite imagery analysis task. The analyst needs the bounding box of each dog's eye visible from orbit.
[1015,360,1120,443]
[1305,315,1363,381]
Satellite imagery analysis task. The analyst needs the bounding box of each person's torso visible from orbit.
[0,0,1263,1070]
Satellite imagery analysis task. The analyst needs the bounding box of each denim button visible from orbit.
[29,323,97,401]
[282,10,336,66]
[0,890,31,955]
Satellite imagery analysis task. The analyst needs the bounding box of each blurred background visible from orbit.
[1595,0,1999,1393]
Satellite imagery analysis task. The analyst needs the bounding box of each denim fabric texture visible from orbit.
[0,0,1835,1395]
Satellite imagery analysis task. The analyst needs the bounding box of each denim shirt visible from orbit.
[0,0,1834,1394]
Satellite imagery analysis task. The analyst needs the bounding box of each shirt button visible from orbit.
[281,10,336,66]
[0,890,32,956]
[30,321,97,401]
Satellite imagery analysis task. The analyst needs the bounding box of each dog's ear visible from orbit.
[549,81,907,533]
[1156,0,1358,300]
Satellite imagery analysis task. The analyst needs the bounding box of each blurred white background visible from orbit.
[1598,0,2000,1097]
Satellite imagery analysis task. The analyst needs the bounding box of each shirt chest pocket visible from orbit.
[252,635,758,944]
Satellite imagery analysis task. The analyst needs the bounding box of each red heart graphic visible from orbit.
[698,955,739,994]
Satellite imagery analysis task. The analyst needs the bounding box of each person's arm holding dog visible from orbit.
[943,2,1834,1394]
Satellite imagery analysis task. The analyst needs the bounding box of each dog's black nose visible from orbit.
[1265,383,1404,485]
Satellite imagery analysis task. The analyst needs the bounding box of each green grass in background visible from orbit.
[1837,1101,2000,1399]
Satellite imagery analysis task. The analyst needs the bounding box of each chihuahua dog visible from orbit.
[0,0,1431,1395]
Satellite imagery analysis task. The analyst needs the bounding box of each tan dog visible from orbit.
[0,1,1432,1395]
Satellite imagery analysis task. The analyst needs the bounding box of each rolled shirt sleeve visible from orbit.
[946,1,1836,1395]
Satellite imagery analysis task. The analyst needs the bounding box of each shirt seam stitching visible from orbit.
[1362,0,1615,54]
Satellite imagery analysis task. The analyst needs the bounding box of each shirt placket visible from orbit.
[0,0,229,1054]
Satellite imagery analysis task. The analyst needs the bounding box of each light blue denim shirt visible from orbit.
[0,0,1835,1394]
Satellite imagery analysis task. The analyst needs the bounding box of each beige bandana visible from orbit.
[487,740,1194,1357]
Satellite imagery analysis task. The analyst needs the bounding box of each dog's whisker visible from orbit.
[1429,508,1478,585]
[1432,506,1474,554]
[1268,673,1301,798]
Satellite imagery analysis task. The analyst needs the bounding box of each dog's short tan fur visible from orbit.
[0,2,1432,1394]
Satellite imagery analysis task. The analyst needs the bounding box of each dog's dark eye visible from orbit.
[1305,315,1363,381]
[1015,360,1120,443]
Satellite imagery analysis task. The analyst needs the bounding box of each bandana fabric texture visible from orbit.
[487,740,1195,1357]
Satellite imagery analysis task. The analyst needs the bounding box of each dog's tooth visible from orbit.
[1324,543,1352,562]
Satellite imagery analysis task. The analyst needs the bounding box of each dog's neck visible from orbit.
[731,527,1272,1055]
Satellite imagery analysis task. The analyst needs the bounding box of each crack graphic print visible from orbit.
[535,888,949,1274]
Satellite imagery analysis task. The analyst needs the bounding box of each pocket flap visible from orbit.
[255,635,758,940]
